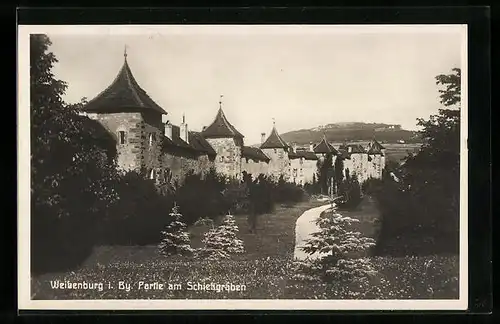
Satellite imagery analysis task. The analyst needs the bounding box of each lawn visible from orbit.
[31,196,459,300]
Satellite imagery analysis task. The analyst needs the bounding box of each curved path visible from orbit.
[293,203,333,261]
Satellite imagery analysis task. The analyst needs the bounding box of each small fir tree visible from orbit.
[158,203,193,256]
[296,207,377,290]
[199,212,245,259]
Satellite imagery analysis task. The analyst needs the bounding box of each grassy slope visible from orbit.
[31,197,459,300]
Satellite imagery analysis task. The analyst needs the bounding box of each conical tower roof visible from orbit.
[313,135,338,154]
[202,108,244,139]
[260,125,288,149]
[367,139,385,154]
[82,51,167,114]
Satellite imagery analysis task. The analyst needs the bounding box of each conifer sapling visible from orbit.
[200,212,245,259]
[158,203,193,256]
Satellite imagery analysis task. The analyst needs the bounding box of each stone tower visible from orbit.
[80,49,168,176]
[201,98,244,179]
[260,122,290,181]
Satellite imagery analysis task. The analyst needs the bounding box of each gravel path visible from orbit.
[293,203,333,261]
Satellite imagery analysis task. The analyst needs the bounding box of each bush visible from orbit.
[337,175,362,210]
[274,175,305,204]
[369,172,459,256]
[100,171,174,246]
[174,168,227,225]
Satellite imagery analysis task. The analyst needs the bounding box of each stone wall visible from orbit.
[261,148,290,181]
[88,112,143,171]
[161,151,214,185]
[241,158,269,179]
[142,111,164,177]
[205,137,242,179]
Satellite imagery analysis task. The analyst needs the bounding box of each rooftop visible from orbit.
[260,125,288,149]
[201,108,244,139]
[82,53,167,115]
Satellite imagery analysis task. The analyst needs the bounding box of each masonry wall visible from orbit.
[241,158,269,178]
[161,151,214,185]
[205,137,242,179]
[261,148,290,181]
[142,111,164,176]
[88,112,143,172]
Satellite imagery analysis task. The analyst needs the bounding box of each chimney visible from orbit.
[202,126,207,131]
[180,113,189,144]
[309,142,314,152]
[292,143,297,153]
[348,146,352,153]
[164,120,172,140]
[261,132,266,144]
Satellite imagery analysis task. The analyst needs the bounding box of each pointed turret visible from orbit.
[313,135,338,154]
[202,96,244,139]
[82,49,167,114]
[260,122,288,149]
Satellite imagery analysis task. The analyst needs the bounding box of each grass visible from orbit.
[31,196,459,300]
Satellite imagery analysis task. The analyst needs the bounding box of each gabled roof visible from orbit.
[201,108,244,139]
[242,146,270,162]
[289,151,318,160]
[369,139,385,150]
[162,125,215,156]
[260,126,288,149]
[189,132,217,156]
[367,143,383,155]
[343,144,366,154]
[83,56,167,114]
[313,136,339,154]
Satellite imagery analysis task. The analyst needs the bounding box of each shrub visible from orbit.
[100,171,174,246]
[274,175,305,204]
[174,168,227,225]
[337,175,362,210]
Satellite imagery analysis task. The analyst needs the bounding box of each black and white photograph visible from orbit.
[18,24,468,310]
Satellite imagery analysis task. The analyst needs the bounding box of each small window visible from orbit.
[274,149,277,153]
[118,131,126,145]
[219,156,224,163]
[148,133,156,146]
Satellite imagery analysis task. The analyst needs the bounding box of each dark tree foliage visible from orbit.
[31,35,119,274]
[337,175,362,210]
[316,153,334,195]
[100,171,174,246]
[372,68,461,255]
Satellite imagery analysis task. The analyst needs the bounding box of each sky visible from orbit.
[45,25,465,145]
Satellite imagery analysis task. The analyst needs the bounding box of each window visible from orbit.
[148,133,156,146]
[219,156,224,163]
[118,131,126,145]
[149,169,155,180]
[274,149,277,153]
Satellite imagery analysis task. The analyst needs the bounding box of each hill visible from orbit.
[279,122,420,145]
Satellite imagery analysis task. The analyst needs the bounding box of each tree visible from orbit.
[374,68,461,255]
[295,207,377,290]
[316,153,334,195]
[334,156,344,194]
[158,203,193,256]
[198,213,245,259]
[30,35,119,274]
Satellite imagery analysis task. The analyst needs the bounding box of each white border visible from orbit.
[17,24,468,311]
